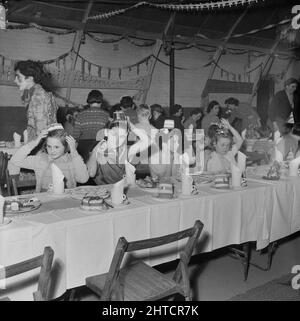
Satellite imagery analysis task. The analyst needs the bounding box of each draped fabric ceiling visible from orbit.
[5,0,300,54]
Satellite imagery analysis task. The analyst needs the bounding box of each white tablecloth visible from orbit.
[1,177,300,300]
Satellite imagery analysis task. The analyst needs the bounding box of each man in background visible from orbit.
[73,90,109,162]
[268,78,299,134]
[223,97,261,133]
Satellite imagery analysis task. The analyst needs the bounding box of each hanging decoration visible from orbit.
[87,0,265,21]
[213,60,263,82]
[75,50,153,79]
[86,32,156,47]
[219,18,291,40]
[6,22,76,35]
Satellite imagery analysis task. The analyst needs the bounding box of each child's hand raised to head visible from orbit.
[66,135,77,155]
[220,118,231,129]
[34,129,48,146]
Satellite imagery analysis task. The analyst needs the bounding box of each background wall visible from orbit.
[1,27,297,109]
[0,27,299,140]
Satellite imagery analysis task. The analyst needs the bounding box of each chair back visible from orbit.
[0,152,11,195]
[0,246,54,301]
[101,220,203,300]
[8,173,36,196]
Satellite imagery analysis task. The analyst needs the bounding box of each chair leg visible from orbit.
[62,289,77,301]
[249,241,278,272]
[266,241,277,270]
[228,242,251,281]
[242,242,251,281]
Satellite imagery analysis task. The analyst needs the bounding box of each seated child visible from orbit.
[8,126,89,192]
[272,122,300,161]
[87,119,150,185]
[206,118,243,173]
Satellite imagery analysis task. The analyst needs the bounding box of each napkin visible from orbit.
[179,152,191,175]
[0,195,4,224]
[237,151,247,172]
[13,132,21,148]
[111,177,126,205]
[289,155,300,177]
[241,129,247,140]
[181,174,194,195]
[185,124,194,141]
[23,129,28,144]
[125,160,136,186]
[274,130,281,143]
[274,141,284,163]
[51,163,65,194]
[231,163,242,187]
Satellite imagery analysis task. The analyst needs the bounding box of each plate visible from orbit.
[105,199,130,208]
[4,198,41,215]
[179,192,199,198]
[152,195,178,201]
[210,185,247,191]
[80,205,107,212]
[0,218,12,228]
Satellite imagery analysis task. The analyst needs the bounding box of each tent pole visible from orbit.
[248,33,283,105]
[201,7,249,106]
[166,13,176,114]
[170,43,175,112]
[65,0,94,105]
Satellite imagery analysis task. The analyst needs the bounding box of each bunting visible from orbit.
[87,1,265,21]
[212,60,263,82]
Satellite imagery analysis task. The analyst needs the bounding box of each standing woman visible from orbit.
[14,60,58,142]
[201,100,221,134]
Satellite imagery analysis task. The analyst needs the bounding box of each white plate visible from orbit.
[0,218,12,228]
[152,195,178,201]
[106,200,130,208]
[4,199,41,215]
[210,185,247,191]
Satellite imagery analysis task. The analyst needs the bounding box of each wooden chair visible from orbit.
[86,220,204,301]
[0,246,54,301]
[9,173,36,196]
[0,152,11,196]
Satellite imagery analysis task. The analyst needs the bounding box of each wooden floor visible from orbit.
[70,231,300,301]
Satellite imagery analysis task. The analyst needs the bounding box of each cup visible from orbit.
[48,182,65,195]
[126,173,136,187]
[289,163,299,177]
[181,175,196,195]
[231,165,242,188]
[111,191,127,206]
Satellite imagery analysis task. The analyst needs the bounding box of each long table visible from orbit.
[1,176,300,301]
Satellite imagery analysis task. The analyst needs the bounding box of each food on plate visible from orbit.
[193,175,214,185]
[137,176,157,188]
[157,182,174,199]
[10,201,20,211]
[81,196,104,210]
[5,197,39,210]
[212,174,230,189]
[263,161,281,180]
[70,186,110,200]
